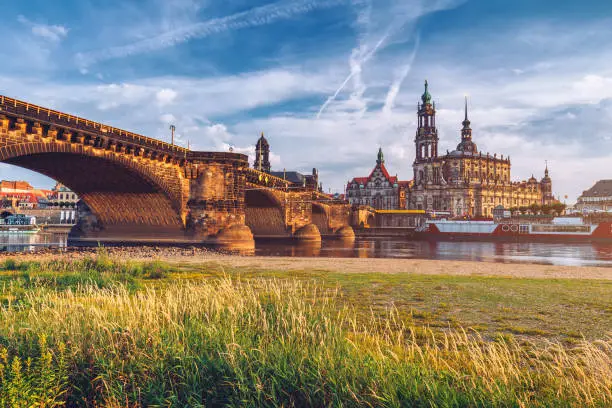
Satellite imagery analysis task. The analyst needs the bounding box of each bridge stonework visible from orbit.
[0,95,354,247]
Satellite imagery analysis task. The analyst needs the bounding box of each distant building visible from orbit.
[408,81,554,217]
[0,180,35,192]
[0,180,48,209]
[252,133,320,190]
[575,180,612,213]
[49,182,79,206]
[269,169,320,190]
[345,148,411,210]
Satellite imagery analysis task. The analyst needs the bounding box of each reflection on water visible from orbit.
[2,232,612,267]
[255,238,612,267]
[0,232,68,253]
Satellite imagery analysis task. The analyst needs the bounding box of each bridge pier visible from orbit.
[293,224,322,243]
[213,224,255,251]
[335,225,356,241]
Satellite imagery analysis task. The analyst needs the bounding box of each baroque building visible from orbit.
[409,81,554,217]
[346,148,411,210]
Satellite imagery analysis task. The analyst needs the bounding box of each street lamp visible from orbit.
[169,124,176,147]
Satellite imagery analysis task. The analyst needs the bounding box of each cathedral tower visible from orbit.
[254,132,271,173]
[414,80,439,163]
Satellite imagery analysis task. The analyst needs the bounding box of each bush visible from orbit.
[142,261,171,279]
[0,335,68,407]
[2,259,17,271]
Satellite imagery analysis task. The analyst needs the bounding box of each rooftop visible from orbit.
[580,180,612,198]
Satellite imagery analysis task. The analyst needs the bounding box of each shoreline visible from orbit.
[4,246,612,280]
[167,254,612,280]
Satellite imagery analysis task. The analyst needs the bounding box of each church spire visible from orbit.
[456,96,477,154]
[462,96,471,130]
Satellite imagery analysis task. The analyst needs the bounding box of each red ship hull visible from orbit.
[417,221,612,243]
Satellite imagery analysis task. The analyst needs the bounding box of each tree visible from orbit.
[519,206,528,215]
[552,202,567,216]
[529,203,540,215]
[541,204,552,215]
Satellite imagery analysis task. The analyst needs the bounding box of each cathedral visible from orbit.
[408,81,554,217]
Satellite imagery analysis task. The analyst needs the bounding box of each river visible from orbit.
[2,232,612,267]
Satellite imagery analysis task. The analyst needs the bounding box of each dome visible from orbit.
[256,132,269,147]
[421,80,432,104]
[456,140,478,154]
[359,184,364,189]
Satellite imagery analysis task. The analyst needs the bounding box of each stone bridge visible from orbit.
[0,95,353,248]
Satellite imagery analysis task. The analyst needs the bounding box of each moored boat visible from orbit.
[417,217,612,242]
[0,214,40,234]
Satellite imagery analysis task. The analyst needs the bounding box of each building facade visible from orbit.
[409,81,554,217]
[49,182,79,207]
[346,148,411,210]
[575,180,612,213]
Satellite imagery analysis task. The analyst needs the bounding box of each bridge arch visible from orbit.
[245,188,288,237]
[312,202,331,235]
[0,142,187,237]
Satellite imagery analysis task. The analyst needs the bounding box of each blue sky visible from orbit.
[1,0,612,202]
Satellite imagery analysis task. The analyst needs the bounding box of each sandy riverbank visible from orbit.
[177,255,612,280]
[5,247,612,280]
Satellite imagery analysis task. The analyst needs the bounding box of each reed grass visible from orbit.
[0,256,610,406]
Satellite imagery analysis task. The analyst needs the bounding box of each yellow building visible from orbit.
[409,81,553,217]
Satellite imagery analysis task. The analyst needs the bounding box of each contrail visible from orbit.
[316,0,465,119]
[76,0,358,67]
[317,0,392,118]
[316,32,389,118]
[382,31,421,115]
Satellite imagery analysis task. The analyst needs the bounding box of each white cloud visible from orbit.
[17,15,68,43]
[159,113,176,123]
[156,88,178,106]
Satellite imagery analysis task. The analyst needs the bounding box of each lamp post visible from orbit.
[169,124,176,147]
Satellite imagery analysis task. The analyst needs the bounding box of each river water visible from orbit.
[2,232,612,267]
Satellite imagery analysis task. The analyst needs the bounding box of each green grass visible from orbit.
[0,254,610,407]
[177,262,611,342]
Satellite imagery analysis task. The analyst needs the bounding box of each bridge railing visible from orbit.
[244,168,293,190]
[0,95,187,155]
